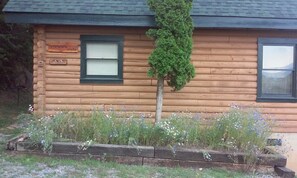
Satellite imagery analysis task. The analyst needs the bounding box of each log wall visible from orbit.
[33,25,297,133]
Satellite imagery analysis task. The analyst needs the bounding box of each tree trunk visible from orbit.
[155,77,164,124]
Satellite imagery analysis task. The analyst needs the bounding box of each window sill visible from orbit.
[256,97,297,103]
[80,78,123,84]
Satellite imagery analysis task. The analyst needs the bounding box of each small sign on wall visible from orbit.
[49,58,68,65]
[47,42,79,53]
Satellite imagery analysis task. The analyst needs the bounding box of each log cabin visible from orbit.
[3,0,297,171]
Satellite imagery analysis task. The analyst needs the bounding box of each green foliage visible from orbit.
[147,0,195,91]
[0,2,33,90]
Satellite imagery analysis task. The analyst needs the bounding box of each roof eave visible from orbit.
[196,16,297,30]
[5,12,297,30]
[4,12,156,27]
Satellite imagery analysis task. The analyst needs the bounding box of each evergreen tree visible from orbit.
[147,0,195,123]
[0,0,33,90]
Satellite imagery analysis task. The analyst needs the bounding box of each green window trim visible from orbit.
[257,38,297,103]
[80,35,124,84]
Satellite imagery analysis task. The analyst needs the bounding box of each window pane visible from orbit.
[87,43,118,59]
[263,46,294,69]
[87,60,118,76]
[262,70,292,95]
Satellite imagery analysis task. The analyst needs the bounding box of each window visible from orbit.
[257,38,297,102]
[80,35,123,83]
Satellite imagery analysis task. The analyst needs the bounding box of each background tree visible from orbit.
[0,0,33,90]
[147,0,195,123]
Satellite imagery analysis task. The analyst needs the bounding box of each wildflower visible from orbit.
[28,104,34,113]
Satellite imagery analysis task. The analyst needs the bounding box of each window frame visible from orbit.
[80,35,124,84]
[257,38,297,102]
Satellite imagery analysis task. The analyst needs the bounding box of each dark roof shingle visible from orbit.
[3,0,297,29]
[4,0,297,19]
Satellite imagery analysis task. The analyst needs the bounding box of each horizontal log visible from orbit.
[195,29,276,37]
[272,121,297,127]
[45,84,256,94]
[47,98,261,107]
[209,68,257,75]
[123,73,149,79]
[179,87,256,94]
[92,85,154,92]
[124,47,152,54]
[192,49,257,56]
[46,85,155,92]
[124,80,152,86]
[194,42,256,49]
[45,104,153,112]
[273,127,297,133]
[45,39,80,46]
[46,53,80,59]
[157,80,257,88]
[46,98,81,104]
[124,61,150,67]
[46,90,256,101]
[193,61,257,68]
[125,35,141,40]
[46,91,141,99]
[46,78,80,85]
[124,41,153,47]
[192,55,257,62]
[194,36,230,42]
[45,65,80,72]
[46,84,93,91]
[45,33,80,39]
[45,104,230,113]
[195,68,258,75]
[193,74,257,82]
[270,115,297,121]
[46,72,80,79]
[229,36,258,43]
[124,53,149,60]
[139,92,256,101]
[124,66,149,73]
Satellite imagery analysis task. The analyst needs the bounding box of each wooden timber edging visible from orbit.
[8,140,295,177]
